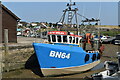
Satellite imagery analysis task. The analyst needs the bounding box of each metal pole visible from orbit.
[75,11,79,35]
[61,11,66,24]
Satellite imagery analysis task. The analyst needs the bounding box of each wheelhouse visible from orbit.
[48,31,82,46]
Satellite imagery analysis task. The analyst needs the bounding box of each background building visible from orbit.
[0,2,20,43]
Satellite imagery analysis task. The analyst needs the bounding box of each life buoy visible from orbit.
[84,54,89,63]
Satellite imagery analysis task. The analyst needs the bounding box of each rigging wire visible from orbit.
[82,5,85,20]
[97,0,102,42]
[98,0,101,25]
[77,13,88,20]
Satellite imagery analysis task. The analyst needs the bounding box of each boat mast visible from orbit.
[58,0,79,34]
[67,0,72,25]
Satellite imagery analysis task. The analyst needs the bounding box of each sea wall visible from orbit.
[2,44,34,72]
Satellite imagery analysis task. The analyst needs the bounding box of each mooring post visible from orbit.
[4,29,9,53]
[4,29,9,72]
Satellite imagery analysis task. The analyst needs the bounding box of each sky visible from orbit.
[1,0,120,2]
[2,2,118,25]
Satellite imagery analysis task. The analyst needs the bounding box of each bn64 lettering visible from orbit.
[49,51,70,59]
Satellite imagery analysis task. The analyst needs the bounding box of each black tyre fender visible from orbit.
[92,54,96,62]
[84,54,89,63]
[97,53,101,60]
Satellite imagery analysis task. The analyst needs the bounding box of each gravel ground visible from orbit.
[103,44,120,57]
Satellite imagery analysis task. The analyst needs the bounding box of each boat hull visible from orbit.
[33,43,101,76]
[41,60,100,76]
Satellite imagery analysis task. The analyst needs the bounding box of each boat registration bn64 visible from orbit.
[49,51,70,59]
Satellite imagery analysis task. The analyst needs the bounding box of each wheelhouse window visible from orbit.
[57,35,62,42]
[69,36,72,43]
[63,36,67,42]
[42,31,47,36]
[76,37,78,44]
[52,35,56,42]
[48,35,50,42]
[73,37,75,43]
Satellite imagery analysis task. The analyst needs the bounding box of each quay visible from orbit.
[0,36,44,72]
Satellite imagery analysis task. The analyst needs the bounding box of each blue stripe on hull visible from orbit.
[33,43,100,68]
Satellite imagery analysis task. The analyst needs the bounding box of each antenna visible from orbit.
[70,0,72,5]
[98,1,101,19]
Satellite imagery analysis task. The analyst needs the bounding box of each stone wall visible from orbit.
[2,45,34,72]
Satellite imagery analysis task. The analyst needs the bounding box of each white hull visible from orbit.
[41,60,100,76]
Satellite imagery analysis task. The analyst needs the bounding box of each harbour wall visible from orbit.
[1,44,35,72]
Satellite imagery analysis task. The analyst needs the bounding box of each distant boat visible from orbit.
[92,52,120,80]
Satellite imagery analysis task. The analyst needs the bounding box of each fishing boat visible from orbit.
[33,31,102,76]
[33,0,104,76]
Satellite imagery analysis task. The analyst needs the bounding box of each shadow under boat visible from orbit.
[25,53,44,77]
